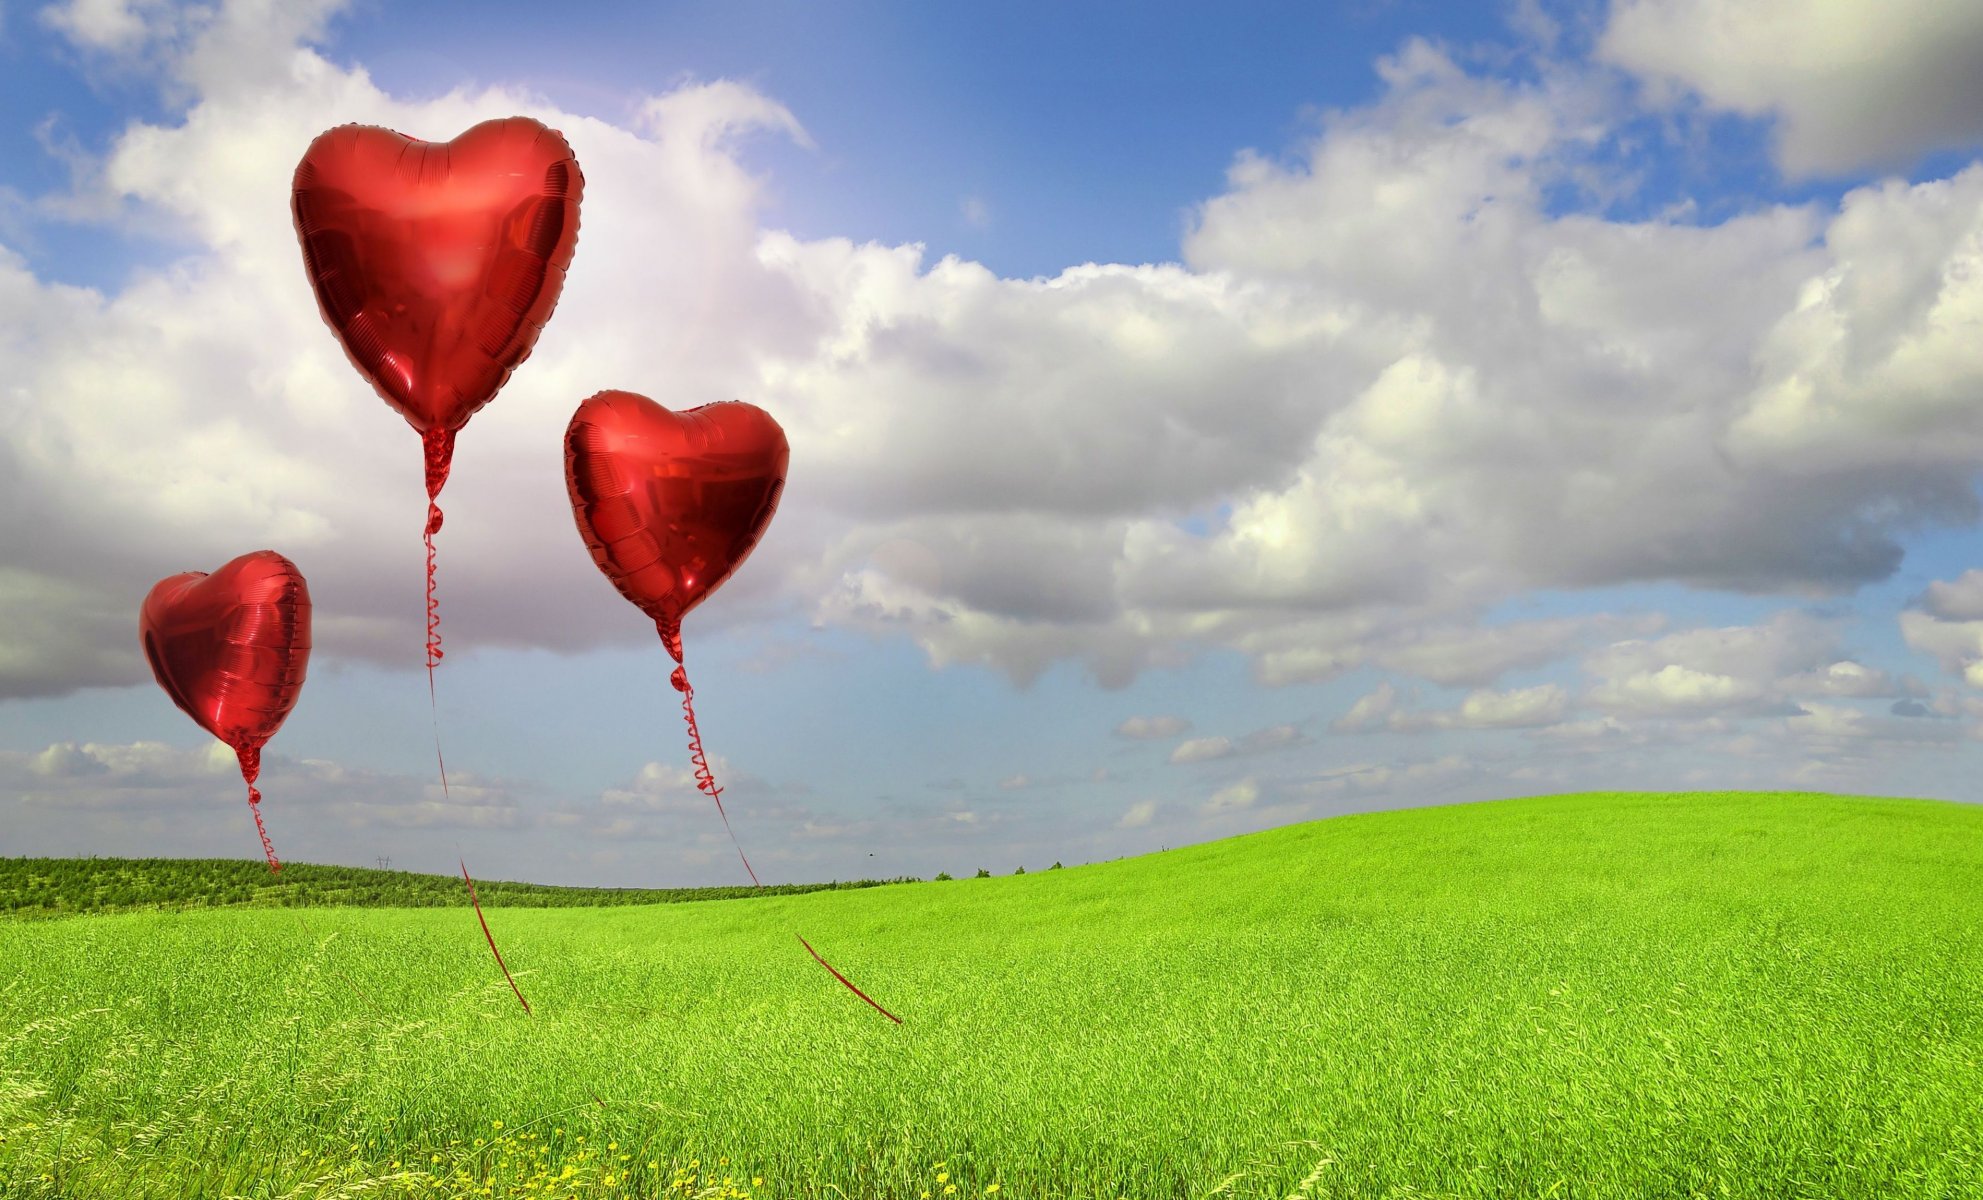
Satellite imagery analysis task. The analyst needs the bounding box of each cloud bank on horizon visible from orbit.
[7,0,1983,882]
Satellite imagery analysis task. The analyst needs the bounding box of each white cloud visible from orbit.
[1455,684,1570,728]
[1921,570,1983,621]
[1239,723,1303,752]
[1776,659,1925,699]
[1900,570,1983,687]
[8,2,1983,731]
[1201,777,1258,815]
[1333,682,1398,732]
[40,0,162,54]
[0,739,529,837]
[1599,0,1983,177]
[1591,663,1759,714]
[1719,169,1983,487]
[1169,736,1233,764]
[1336,680,1569,732]
[1114,714,1191,740]
[1165,722,1304,764]
[1117,799,1156,829]
[599,758,728,814]
[1531,716,1632,742]
[1583,612,1844,717]
[1288,753,1473,800]
[1779,700,1964,748]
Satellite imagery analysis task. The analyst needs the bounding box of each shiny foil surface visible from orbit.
[564,391,789,639]
[292,116,584,435]
[139,550,313,755]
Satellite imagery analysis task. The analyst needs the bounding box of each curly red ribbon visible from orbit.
[236,744,280,874]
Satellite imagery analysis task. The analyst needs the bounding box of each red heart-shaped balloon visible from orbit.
[292,117,584,437]
[565,392,789,650]
[140,551,312,756]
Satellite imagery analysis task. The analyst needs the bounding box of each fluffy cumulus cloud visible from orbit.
[10,0,1983,856]
[1598,0,1983,177]
[1584,611,1851,717]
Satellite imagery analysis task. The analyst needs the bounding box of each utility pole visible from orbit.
[376,856,391,871]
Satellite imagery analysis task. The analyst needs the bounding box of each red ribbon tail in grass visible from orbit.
[461,858,531,1014]
[797,934,902,1024]
[236,744,281,874]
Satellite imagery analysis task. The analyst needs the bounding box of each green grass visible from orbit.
[0,856,916,918]
[2,790,1980,1199]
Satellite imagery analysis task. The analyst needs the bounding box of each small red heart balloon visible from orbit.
[140,551,313,756]
[565,392,789,651]
[291,117,584,439]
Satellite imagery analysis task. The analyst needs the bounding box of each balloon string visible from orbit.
[424,507,451,800]
[672,665,758,887]
[420,424,454,800]
[418,420,454,797]
[664,627,898,1022]
[237,745,280,874]
[462,858,531,1014]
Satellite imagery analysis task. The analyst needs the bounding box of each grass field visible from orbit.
[2,790,1980,1199]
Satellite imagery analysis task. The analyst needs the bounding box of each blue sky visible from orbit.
[7,0,1983,887]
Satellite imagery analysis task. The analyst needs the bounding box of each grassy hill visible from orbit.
[0,856,916,918]
[1,790,1980,1199]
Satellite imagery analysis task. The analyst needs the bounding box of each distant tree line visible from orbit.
[0,857,921,919]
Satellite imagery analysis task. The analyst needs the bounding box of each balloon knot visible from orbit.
[669,666,688,693]
[421,425,457,502]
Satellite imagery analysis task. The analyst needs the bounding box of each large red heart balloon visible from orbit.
[291,117,584,442]
[140,550,312,758]
[565,392,789,655]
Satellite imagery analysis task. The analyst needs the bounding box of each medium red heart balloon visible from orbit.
[565,392,789,652]
[140,550,312,757]
[291,117,584,440]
